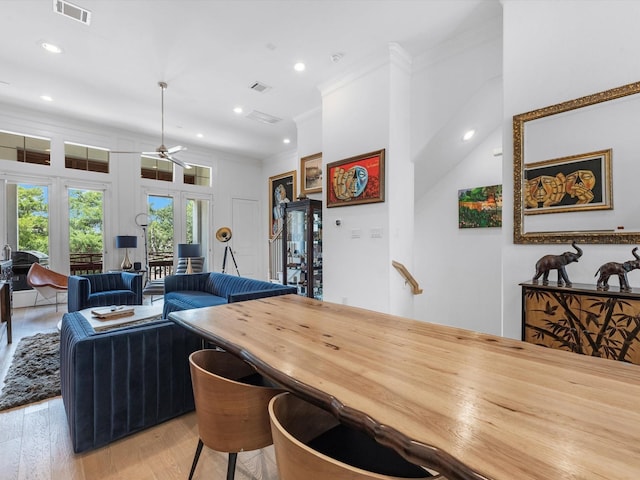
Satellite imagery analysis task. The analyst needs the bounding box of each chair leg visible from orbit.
[188,439,204,480]
[226,452,237,480]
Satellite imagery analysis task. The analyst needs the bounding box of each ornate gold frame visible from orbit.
[269,170,297,239]
[513,81,640,244]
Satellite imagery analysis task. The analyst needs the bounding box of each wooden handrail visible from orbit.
[392,260,423,295]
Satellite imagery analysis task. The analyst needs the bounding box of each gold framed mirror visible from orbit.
[513,81,640,244]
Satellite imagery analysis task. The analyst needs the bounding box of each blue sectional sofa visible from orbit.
[162,272,297,318]
[59,312,202,453]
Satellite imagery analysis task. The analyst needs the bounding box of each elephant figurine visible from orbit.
[595,247,640,291]
[532,241,583,287]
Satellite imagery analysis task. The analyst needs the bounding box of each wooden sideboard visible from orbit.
[521,281,640,364]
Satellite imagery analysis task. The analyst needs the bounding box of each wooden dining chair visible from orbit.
[26,262,68,312]
[188,349,284,480]
[269,392,440,480]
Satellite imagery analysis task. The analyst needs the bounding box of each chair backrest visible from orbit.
[27,262,68,290]
[176,257,205,274]
[189,349,283,454]
[78,273,117,291]
[269,392,436,480]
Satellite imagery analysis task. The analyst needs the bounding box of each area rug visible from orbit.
[0,331,60,411]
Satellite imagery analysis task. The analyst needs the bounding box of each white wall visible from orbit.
[414,127,503,334]
[501,0,640,338]
[320,55,392,311]
[410,13,503,334]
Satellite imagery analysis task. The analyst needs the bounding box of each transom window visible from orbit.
[141,156,173,182]
[65,142,110,173]
[0,130,51,165]
[184,165,212,186]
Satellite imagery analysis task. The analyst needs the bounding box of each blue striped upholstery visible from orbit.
[67,272,143,312]
[60,312,201,453]
[163,272,296,317]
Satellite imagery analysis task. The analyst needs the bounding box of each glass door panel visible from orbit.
[147,195,174,280]
[68,188,104,274]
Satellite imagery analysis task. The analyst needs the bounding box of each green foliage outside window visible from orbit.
[186,200,194,244]
[148,196,174,254]
[69,189,103,254]
[17,185,49,254]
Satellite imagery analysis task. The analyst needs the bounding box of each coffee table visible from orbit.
[58,303,163,331]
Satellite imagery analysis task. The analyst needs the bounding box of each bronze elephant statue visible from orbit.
[595,247,640,291]
[533,241,583,287]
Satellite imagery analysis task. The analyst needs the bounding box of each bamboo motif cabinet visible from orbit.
[282,199,322,299]
[521,281,640,365]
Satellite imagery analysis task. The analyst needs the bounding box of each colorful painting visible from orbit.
[269,170,296,238]
[326,149,385,208]
[523,149,612,215]
[458,184,502,228]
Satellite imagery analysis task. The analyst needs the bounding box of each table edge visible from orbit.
[170,313,491,480]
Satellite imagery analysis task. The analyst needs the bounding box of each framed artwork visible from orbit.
[269,170,297,238]
[523,149,612,215]
[300,152,323,194]
[458,184,503,228]
[326,149,385,208]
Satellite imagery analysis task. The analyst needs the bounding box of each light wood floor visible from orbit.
[0,301,280,480]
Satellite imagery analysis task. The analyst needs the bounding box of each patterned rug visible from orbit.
[0,331,60,411]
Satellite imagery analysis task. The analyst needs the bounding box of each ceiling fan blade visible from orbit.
[141,151,160,155]
[167,145,186,154]
[166,154,191,169]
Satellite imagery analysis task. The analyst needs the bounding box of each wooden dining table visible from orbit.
[169,294,640,480]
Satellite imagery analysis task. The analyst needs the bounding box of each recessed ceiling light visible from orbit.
[40,95,53,102]
[283,138,291,144]
[294,62,306,72]
[462,129,475,141]
[42,42,63,54]
[196,133,204,138]
[233,106,243,114]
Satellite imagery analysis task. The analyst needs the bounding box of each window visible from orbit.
[184,165,211,186]
[186,197,210,246]
[141,156,173,182]
[147,195,174,279]
[0,130,51,165]
[65,142,110,173]
[15,184,49,254]
[68,188,104,274]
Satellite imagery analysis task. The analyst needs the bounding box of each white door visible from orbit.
[231,198,260,278]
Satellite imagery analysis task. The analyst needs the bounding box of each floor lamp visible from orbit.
[135,213,149,285]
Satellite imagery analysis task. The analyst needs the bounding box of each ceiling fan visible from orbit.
[113,81,191,169]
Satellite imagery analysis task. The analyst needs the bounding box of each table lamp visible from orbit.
[115,235,137,270]
[177,243,201,274]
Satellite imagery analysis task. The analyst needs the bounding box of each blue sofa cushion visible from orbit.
[165,290,228,310]
[60,311,201,453]
[162,272,296,317]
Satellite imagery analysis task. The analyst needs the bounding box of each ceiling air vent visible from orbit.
[249,81,272,94]
[53,0,91,25]
[246,110,282,125]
